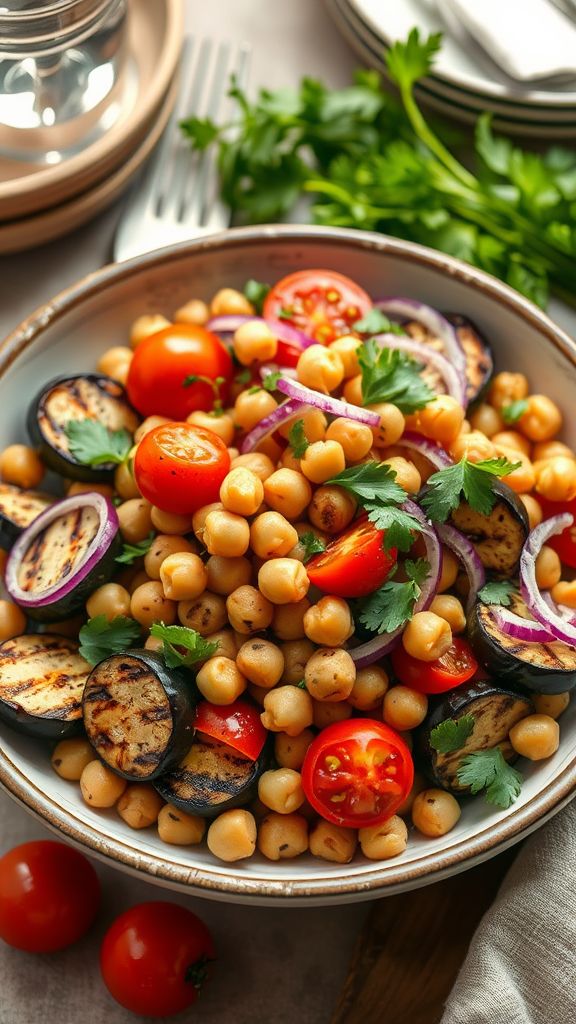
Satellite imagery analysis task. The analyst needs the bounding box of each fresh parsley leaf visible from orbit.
[78,615,142,665]
[115,533,155,566]
[366,505,424,552]
[296,678,308,689]
[299,531,326,563]
[430,715,475,754]
[235,368,252,386]
[353,309,405,335]
[288,419,309,458]
[261,370,282,392]
[420,457,521,522]
[477,580,518,606]
[179,115,221,150]
[501,399,528,425]
[359,558,430,634]
[456,748,523,809]
[358,341,434,412]
[243,278,270,313]
[386,28,442,93]
[327,461,406,505]
[65,420,132,467]
[149,623,219,669]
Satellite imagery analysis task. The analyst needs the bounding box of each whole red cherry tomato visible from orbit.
[306,516,397,598]
[195,699,267,760]
[134,421,230,515]
[263,269,371,345]
[126,323,233,420]
[0,841,100,952]
[391,637,478,694]
[100,901,215,1018]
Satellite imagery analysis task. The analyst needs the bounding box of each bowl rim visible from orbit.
[1,223,575,899]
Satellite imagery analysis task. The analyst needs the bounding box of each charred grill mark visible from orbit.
[140,706,172,723]
[133,751,163,766]
[0,634,88,723]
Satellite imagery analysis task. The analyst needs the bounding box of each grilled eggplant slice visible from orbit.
[28,374,139,481]
[155,733,268,818]
[418,680,533,792]
[448,480,529,577]
[0,633,90,739]
[446,313,494,403]
[0,483,54,549]
[83,650,195,781]
[5,491,120,621]
[468,593,576,694]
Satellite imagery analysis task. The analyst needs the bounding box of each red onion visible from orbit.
[240,398,308,455]
[372,333,467,407]
[491,606,557,643]
[275,376,380,427]
[520,513,576,647]
[207,315,315,350]
[436,523,486,613]
[350,501,442,668]
[259,364,298,381]
[374,298,467,376]
[394,431,453,472]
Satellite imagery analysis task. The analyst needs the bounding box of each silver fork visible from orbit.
[114,38,250,263]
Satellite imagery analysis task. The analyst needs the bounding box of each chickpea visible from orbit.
[449,430,496,464]
[249,511,298,561]
[551,581,576,609]
[489,371,529,410]
[296,345,344,393]
[160,552,208,601]
[206,808,257,862]
[278,409,327,444]
[533,440,575,462]
[256,433,283,463]
[0,444,44,489]
[97,345,132,382]
[412,789,461,837]
[205,555,251,596]
[429,594,466,634]
[199,629,238,663]
[438,548,459,593]
[307,486,356,535]
[132,416,169,444]
[535,455,576,502]
[383,685,428,730]
[234,389,278,432]
[196,655,247,704]
[535,545,562,589]
[130,581,176,628]
[233,320,277,365]
[114,459,140,500]
[149,507,190,536]
[369,402,406,448]
[226,584,274,634]
[348,665,389,710]
[144,635,163,653]
[0,600,26,642]
[381,456,421,494]
[325,419,373,463]
[174,297,209,325]
[518,395,562,442]
[273,600,311,642]
[129,313,170,348]
[116,785,163,829]
[204,509,250,558]
[258,768,304,814]
[359,816,408,860]
[192,502,223,544]
[509,714,560,760]
[304,648,356,702]
[303,596,353,647]
[51,737,94,780]
[117,498,153,544]
[260,686,314,736]
[279,638,315,684]
[186,410,235,445]
[144,534,195,579]
[413,395,465,445]
[210,287,254,317]
[299,440,345,485]
[257,812,308,860]
[80,760,127,807]
[491,430,531,457]
[402,611,452,662]
[533,692,570,719]
[519,493,543,530]
[219,467,264,517]
[179,592,228,635]
[230,451,275,482]
[274,729,315,770]
[342,374,363,406]
[67,481,115,499]
[310,820,357,864]
[312,700,352,729]
[258,558,310,605]
[127,569,151,594]
[86,583,131,622]
[493,446,535,495]
[158,804,206,845]
[264,469,312,520]
[469,403,504,437]
[236,639,284,689]
[327,334,361,377]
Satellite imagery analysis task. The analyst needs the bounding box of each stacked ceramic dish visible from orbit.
[326,0,576,139]
[0,0,182,255]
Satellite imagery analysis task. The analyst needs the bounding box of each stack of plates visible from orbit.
[327,0,576,138]
[0,0,183,255]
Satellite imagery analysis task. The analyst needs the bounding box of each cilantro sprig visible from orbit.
[327,461,424,551]
[501,399,528,425]
[65,420,132,467]
[420,456,520,522]
[358,341,434,412]
[149,623,219,669]
[115,533,155,566]
[250,370,281,395]
[477,580,518,607]
[78,615,142,665]
[456,748,523,809]
[429,715,475,754]
[359,558,430,634]
[243,278,270,313]
[353,309,405,336]
[288,419,309,458]
[299,531,326,563]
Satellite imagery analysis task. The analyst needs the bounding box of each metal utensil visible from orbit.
[114,37,250,262]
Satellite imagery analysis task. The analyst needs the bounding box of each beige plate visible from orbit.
[0,75,177,255]
[0,0,183,222]
[1,226,576,905]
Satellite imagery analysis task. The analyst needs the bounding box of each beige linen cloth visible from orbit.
[442,799,576,1024]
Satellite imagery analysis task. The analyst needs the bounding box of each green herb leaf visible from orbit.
[366,505,424,552]
[477,580,518,606]
[358,340,434,412]
[235,368,252,386]
[359,558,430,634]
[261,371,282,392]
[149,623,219,669]
[456,748,523,809]
[115,533,155,566]
[327,461,406,505]
[179,115,221,150]
[296,678,308,689]
[288,419,309,458]
[243,278,270,313]
[78,615,142,666]
[501,399,529,425]
[386,27,442,93]
[353,308,405,335]
[429,715,475,754]
[420,456,521,522]
[65,420,132,467]
[299,531,326,563]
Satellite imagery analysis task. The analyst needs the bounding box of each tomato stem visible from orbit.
[185,953,215,991]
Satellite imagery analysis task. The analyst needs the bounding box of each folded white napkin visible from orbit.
[441,0,576,81]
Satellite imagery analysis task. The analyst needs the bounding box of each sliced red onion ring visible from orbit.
[394,431,453,472]
[436,523,485,613]
[350,500,442,668]
[520,513,576,647]
[259,364,298,381]
[490,606,557,643]
[207,315,316,350]
[372,333,467,407]
[374,298,467,376]
[206,315,254,334]
[240,398,308,455]
[275,376,380,427]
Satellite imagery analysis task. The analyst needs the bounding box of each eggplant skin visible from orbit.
[468,595,576,694]
[83,650,196,781]
[154,735,269,818]
[417,680,533,792]
[27,374,139,482]
[0,634,90,740]
[0,484,54,550]
[445,313,494,404]
[448,480,529,577]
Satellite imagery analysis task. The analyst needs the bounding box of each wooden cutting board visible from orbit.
[331,847,517,1024]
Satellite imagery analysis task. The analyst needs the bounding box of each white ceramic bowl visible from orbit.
[1,226,575,905]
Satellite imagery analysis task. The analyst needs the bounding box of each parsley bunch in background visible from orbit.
[181,30,576,310]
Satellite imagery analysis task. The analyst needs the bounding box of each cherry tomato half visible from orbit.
[306,516,397,598]
[0,841,100,952]
[263,269,371,345]
[194,699,267,761]
[134,421,230,515]
[126,323,233,420]
[100,901,215,1018]
[302,720,413,828]
[534,495,576,568]
[391,637,479,694]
